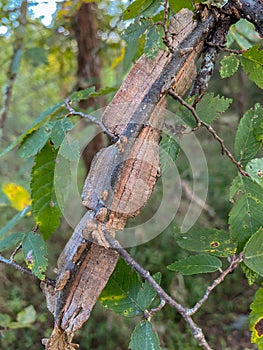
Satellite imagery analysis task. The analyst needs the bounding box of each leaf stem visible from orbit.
[64,98,118,141]
[169,90,250,177]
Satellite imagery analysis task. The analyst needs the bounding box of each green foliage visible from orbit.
[99,259,161,317]
[123,0,162,20]
[0,305,36,330]
[234,104,263,164]
[50,118,74,149]
[30,143,60,239]
[220,54,240,78]
[167,253,222,275]
[0,232,25,251]
[144,25,164,59]
[22,231,48,280]
[241,262,259,285]
[18,123,54,158]
[227,19,259,49]
[246,158,263,187]
[250,288,263,349]
[229,175,263,249]
[0,206,30,238]
[129,321,162,350]
[159,133,180,173]
[177,94,232,127]
[175,227,236,257]
[122,18,151,43]
[241,45,263,89]
[23,47,48,67]
[243,228,263,277]
[169,0,194,12]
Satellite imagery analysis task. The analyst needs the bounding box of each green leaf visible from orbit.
[227,19,256,50]
[229,176,263,249]
[159,133,180,173]
[246,158,263,187]
[59,138,80,161]
[18,123,54,158]
[144,25,164,59]
[169,0,194,12]
[90,86,118,97]
[99,259,160,317]
[50,118,74,149]
[17,305,36,326]
[253,103,263,141]
[0,102,64,158]
[0,206,31,238]
[129,321,162,350]
[0,232,25,251]
[241,262,259,285]
[122,18,151,43]
[196,93,232,124]
[220,54,240,78]
[22,232,48,279]
[167,254,222,275]
[175,227,236,257]
[241,45,263,89]
[234,105,263,164]
[123,0,157,20]
[69,87,95,101]
[250,288,263,349]
[31,143,60,239]
[243,228,263,276]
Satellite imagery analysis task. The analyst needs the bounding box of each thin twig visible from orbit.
[103,229,213,350]
[187,253,243,316]
[206,42,244,55]
[156,0,174,52]
[0,254,55,287]
[64,98,118,141]
[169,90,250,177]
[144,299,166,319]
[10,243,22,262]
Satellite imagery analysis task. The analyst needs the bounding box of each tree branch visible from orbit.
[64,98,118,141]
[187,253,243,316]
[169,90,250,177]
[103,229,213,350]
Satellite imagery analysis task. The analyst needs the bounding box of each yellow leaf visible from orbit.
[2,183,32,211]
[111,47,125,70]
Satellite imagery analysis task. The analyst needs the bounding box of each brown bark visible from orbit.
[73,2,105,173]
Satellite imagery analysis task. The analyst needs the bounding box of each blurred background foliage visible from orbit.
[0,0,262,349]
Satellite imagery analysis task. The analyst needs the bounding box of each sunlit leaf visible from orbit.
[129,321,162,350]
[123,0,155,20]
[22,232,48,280]
[167,254,222,275]
[31,143,60,239]
[122,18,151,43]
[241,45,263,89]
[2,183,31,211]
[196,93,232,124]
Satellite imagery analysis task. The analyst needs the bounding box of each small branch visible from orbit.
[156,0,174,52]
[64,98,118,141]
[187,253,243,316]
[206,42,244,55]
[169,90,250,177]
[0,254,55,287]
[10,243,22,262]
[104,230,213,350]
